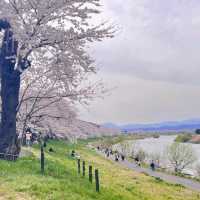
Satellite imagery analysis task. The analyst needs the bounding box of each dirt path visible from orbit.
[98,151,200,192]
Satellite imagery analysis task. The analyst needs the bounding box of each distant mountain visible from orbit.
[102,123,120,129]
[102,119,200,132]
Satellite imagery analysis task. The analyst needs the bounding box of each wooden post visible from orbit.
[95,169,100,192]
[41,145,45,174]
[43,142,47,148]
[89,165,93,183]
[82,161,85,177]
[78,159,81,174]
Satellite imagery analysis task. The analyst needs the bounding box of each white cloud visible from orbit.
[80,0,200,124]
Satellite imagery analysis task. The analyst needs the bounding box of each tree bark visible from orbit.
[0,26,21,156]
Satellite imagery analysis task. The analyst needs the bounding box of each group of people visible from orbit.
[97,146,126,162]
[114,153,125,162]
[97,146,157,171]
[134,156,156,171]
[134,156,141,166]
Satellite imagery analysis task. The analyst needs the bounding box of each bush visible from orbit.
[153,134,160,139]
[175,134,192,143]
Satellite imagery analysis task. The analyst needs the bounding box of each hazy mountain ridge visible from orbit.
[103,119,200,132]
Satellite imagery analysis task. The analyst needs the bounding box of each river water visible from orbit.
[128,135,200,176]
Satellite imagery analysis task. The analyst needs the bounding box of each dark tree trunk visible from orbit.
[0,25,21,155]
[0,68,21,155]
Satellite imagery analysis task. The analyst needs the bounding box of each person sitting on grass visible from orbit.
[49,147,55,153]
[71,150,76,157]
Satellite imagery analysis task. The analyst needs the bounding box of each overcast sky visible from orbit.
[79,0,200,125]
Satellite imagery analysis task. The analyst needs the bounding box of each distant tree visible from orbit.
[130,141,140,159]
[136,149,146,163]
[195,129,200,135]
[166,143,196,173]
[119,141,131,156]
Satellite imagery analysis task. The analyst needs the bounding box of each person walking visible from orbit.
[121,154,125,161]
[115,154,119,162]
[106,151,110,157]
[150,160,155,171]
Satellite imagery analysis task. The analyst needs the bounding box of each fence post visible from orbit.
[78,159,81,174]
[41,145,45,174]
[82,161,85,177]
[95,169,100,192]
[89,165,93,183]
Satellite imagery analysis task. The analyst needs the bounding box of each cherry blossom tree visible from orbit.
[166,143,196,173]
[17,58,105,136]
[0,0,114,155]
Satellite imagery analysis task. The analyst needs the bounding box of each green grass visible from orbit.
[0,140,199,200]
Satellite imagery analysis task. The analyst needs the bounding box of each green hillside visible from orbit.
[0,139,199,200]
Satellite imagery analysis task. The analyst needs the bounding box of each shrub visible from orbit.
[175,134,192,143]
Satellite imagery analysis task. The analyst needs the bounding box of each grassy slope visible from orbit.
[0,140,199,200]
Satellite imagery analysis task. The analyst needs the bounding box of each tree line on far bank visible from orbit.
[175,130,200,144]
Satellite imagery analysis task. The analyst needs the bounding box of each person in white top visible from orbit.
[26,131,32,146]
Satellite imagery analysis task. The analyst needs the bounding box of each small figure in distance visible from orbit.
[25,128,32,147]
[134,156,139,163]
[71,150,76,157]
[150,160,155,171]
[121,154,125,161]
[106,151,110,157]
[115,154,119,162]
[135,156,141,166]
[105,148,109,155]
[43,142,47,148]
[49,147,55,153]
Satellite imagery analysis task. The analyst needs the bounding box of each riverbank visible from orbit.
[96,149,200,192]
[0,139,199,199]
[96,134,200,183]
